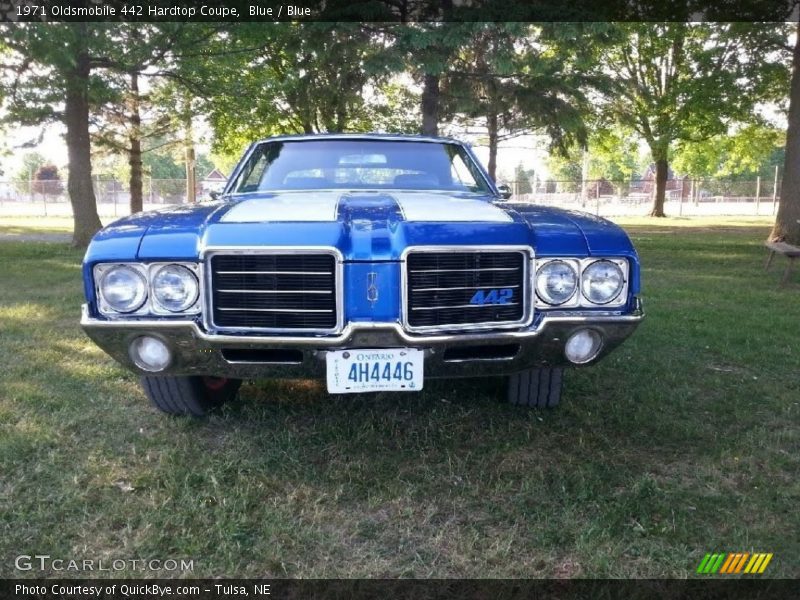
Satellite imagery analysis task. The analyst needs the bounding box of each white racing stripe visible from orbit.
[219,191,512,223]
[392,192,512,223]
[221,192,341,222]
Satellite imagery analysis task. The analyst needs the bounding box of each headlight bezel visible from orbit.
[534,258,580,306]
[93,261,202,317]
[149,263,202,315]
[95,263,149,316]
[580,259,627,306]
[535,257,629,309]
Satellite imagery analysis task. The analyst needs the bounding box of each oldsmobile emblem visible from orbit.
[367,272,379,306]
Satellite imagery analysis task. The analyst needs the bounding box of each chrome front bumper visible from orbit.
[80,299,644,379]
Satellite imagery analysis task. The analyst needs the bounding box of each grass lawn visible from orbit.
[0,217,797,578]
[0,216,77,235]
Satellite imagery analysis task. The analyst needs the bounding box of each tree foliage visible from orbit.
[1,20,796,242]
[445,23,589,180]
[31,164,64,196]
[513,163,534,194]
[545,125,644,194]
[586,126,644,189]
[673,124,785,179]
[143,144,213,181]
[12,151,47,184]
[1,23,124,245]
[199,23,397,156]
[597,22,790,216]
[391,21,474,136]
[545,151,582,192]
[90,25,218,213]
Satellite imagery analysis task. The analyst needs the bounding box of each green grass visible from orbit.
[0,216,77,235]
[0,218,798,579]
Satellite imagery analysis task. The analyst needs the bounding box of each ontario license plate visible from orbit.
[325,348,424,393]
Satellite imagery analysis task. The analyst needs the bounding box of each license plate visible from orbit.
[326,348,423,394]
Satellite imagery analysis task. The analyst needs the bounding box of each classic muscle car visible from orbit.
[81,134,644,416]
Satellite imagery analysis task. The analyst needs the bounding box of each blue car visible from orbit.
[81,134,644,416]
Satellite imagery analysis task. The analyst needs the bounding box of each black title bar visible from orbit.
[3,579,800,600]
[1,0,798,22]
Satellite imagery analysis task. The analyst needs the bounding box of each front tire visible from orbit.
[141,376,241,417]
[507,367,563,408]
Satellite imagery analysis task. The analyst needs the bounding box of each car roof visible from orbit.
[253,133,468,146]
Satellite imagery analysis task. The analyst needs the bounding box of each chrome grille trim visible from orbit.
[409,266,520,273]
[217,307,334,313]
[412,302,522,311]
[202,247,344,335]
[401,245,534,333]
[216,289,332,294]
[413,284,521,292]
[215,270,332,275]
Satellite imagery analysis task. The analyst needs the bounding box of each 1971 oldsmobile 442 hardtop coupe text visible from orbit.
[81,134,644,416]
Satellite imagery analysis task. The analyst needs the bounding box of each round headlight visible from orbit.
[581,260,625,304]
[100,265,147,313]
[152,265,199,312]
[536,260,578,305]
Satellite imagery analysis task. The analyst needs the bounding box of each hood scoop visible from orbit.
[338,193,403,228]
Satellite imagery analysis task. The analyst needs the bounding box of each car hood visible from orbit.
[86,191,635,262]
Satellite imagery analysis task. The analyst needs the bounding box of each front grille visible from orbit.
[209,253,338,331]
[405,250,529,330]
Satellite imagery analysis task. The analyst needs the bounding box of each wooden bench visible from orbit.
[764,241,800,285]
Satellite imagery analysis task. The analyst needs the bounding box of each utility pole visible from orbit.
[186,146,196,204]
[184,97,196,204]
[595,180,600,215]
[772,165,779,214]
[755,175,761,215]
[580,146,589,208]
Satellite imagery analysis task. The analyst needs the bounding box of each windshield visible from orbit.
[228,139,492,194]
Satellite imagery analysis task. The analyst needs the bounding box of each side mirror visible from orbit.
[496,183,512,200]
[209,190,221,201]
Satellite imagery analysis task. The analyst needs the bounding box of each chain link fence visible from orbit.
[0,179,220,218]
[509,177,781,217]
[0,176,782,218]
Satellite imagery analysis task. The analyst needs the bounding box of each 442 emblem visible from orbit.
[470,288,514,305]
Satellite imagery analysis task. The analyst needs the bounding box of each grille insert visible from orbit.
[405,250,528,330]
[209,253,338,331]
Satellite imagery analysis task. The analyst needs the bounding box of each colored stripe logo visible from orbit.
[696,552,773,574]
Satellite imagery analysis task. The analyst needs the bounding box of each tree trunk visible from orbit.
[334,109,346,133]
[421,74,439,136]
[128,71,143,214]
[302,119,314,134]
[650,156,669,217]
[769,21,800,245]
[64,44,102,248]
[487,108,498,181]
